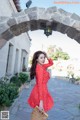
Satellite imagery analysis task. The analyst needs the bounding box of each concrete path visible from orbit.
[9,77,80,120]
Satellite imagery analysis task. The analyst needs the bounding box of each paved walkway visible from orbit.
[9,77,80,120]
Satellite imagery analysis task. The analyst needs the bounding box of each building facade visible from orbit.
[0,0,31,78]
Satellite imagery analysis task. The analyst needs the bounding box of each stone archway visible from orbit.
[0,6,80,48]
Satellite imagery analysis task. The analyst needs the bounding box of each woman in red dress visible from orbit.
[27,51,54,112]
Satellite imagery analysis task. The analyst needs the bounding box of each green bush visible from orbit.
[75,77,80,81]
[10,73,30,86]
[0,82,19,108]
[0,76,9,83]
[0,72,30,109]
[18,72,29,84]
[10,75,22,87]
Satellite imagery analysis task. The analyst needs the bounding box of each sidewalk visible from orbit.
[9,77,80,120]
[9,83,32,120]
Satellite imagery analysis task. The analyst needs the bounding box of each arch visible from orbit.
[0,7,80,48]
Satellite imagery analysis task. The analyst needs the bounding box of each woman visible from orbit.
[27,51,54,112]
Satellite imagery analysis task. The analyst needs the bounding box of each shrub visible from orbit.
[67,71,74,78]
[10,72,30,87]
[0,72,30,109]
[0,82,19,108]
[0,76,9,83]
[18,72,29,84]
[10,75,22,87]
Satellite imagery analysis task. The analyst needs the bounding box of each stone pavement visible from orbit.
[9,77,80,120]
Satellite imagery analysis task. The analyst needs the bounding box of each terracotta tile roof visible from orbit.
[13,0,22,12]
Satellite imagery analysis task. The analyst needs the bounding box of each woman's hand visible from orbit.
[43,52,50,60]
[39,100,44,111]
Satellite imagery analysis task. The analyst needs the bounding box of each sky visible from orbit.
[20,0,80,59]
[28,30,80,59]
[20,0,80,16]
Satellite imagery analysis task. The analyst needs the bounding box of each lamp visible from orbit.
[44,26,52,37]
[26,0,32,8]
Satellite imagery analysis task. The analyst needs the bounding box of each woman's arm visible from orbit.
[43,58,53,68]
[43,52,53,68]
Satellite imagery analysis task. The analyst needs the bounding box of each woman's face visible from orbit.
[37,53,45,65]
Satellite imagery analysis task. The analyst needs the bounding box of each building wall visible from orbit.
[0,0,31,78]
[0,33,31,78]
[0,42,9,77]
[12,33,31,73]
[0,0,17,16]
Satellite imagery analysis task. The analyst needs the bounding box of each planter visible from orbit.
[69,78,75,83]
[0,106,9,111]
[75,80,80,85]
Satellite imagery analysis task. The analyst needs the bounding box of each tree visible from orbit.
[47,45,70,60]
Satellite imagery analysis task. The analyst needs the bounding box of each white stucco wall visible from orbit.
[0,33,31,78]
[12,33,31,73]
[0,0,17,16]
[0,42,9,78]
[0,1,31,78]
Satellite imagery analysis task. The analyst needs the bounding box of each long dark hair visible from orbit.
[30,51,45,80]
